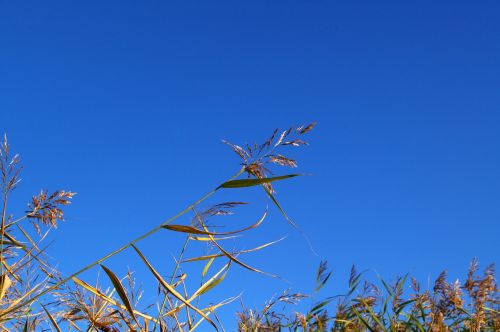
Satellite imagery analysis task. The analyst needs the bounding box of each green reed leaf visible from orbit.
[218,174,300,189]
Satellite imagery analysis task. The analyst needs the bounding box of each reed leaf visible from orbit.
[0,274,11,301]
[218,174,300,189]
[163,208,267,236]
[100,264,139,325]
[183,237,285,263]
[202,258,215,278]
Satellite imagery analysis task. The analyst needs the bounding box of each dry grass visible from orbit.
[0,125,315,331]
[237,260,499,331]
[1,125,497,331]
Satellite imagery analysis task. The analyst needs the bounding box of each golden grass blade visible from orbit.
[204,236,260,274]
[162,225,220,235]
[131,244,219,331]
[165,262,232,317]
[183,237,285,263]
[218,174,300,189]
[190,235,239,242]
[0,274,11,301]
[40,303,61,332]
[335,319,354,326]
[194,213,277,278]
[163,209,267,236]
[195,264,229,296]
[71,277,157,322]
[202,258,215,278]
[100,265,139,326]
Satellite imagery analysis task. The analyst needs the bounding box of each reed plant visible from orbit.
[237,259,499,331]
[0,124,316,331]
[0,124,497,331]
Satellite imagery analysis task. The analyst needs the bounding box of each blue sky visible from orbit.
[1,0,499,328]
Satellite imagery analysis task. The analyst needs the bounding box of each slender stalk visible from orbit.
[153,234,191,330]
[169,236,190,284]
[1,193,8,277]
[5,214,29,229]
[0,167,245,318]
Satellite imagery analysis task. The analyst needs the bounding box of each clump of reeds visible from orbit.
[0,124,316,331]
[3,125,496,332]
[237,260,499,331]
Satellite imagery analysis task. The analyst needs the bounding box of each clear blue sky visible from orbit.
[1,0,499,328]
